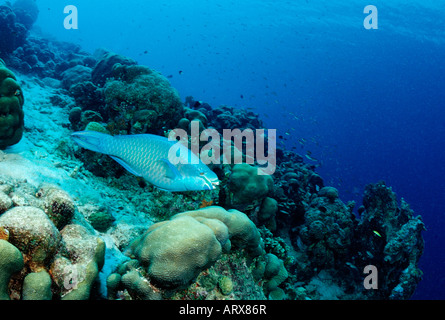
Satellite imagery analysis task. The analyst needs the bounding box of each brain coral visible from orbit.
[127,206,263,289]
[129,215,223,289]
[0,59,25,149]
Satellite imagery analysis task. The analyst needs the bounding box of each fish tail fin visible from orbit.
[71,131,113,155]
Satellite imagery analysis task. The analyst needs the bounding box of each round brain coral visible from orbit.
[0,59,25,149]
[130,215,223,289]
[127,206,263,290]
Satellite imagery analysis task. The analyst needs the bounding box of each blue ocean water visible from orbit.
[32,0,445,299]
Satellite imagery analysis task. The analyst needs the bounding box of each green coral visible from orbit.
[0,239,24,300]
[0,206,61,271]
[198,270,218,291]
[258,197,278,231]
[0,59,25,149]
[125,206,263,290]
[87,209,115,232]
[22,270,52,300]
[50,224,105,300]
[128,215,223,289]
[218,276,233,295]
[263,253,288,293]
[103,63,183,135]
[228,164,273,206]
[85,121,109,134]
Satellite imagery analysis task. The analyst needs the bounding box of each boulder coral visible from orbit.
[103,63,183,135]
[22,270,52,300]
[0,239,24,300]
[91,51,137,87]
[50,224,105,300]
[0,6,27,55]
[357,182,425,299]
[298,190,355,269]
[0,206,61,271]
[0,179,105,300]
[0,59,25,149]
[228,164,274,206]
[112,206,263,294]
[40,185,75,230]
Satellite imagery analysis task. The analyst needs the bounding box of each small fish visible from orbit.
[305,153,318,162]
[345,262,358,270]
[71,131,219,192]
[372,230,382,237]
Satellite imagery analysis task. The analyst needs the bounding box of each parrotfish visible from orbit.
[71,131,219,192]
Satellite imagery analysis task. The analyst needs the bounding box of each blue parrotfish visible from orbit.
[71,131,219,192]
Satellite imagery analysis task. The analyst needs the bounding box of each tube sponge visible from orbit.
[0,59,24,149]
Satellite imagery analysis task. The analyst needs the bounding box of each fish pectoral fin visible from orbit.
[160,158,182,180]
[110,156,142,177]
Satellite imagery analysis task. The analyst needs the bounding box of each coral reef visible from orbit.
[0,177,105,300]
[11,0,39,31]
[0,25,425,300]
[0,206,61,270]
[50,224,105,300]
[228,163,274,207]
[116,206,263,292]
[102,63,183,135]
[355,182,425,299]
[297,186,355,270]
[0,59,25,149]
[0,5,28,55]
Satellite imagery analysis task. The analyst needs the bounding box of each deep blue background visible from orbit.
[29,0,445,299]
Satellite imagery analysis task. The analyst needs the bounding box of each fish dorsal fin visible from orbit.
[110,155,142,177]
[160,158,182,180]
